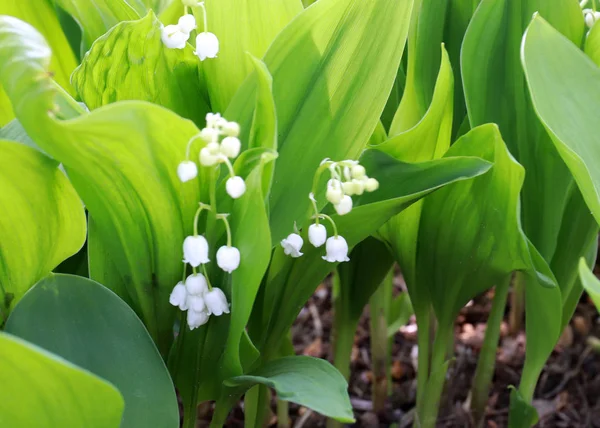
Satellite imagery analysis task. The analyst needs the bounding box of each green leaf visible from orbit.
[5,274,179,428]
[72,11,210,124]
[585,22,600,66]
[0,140,85,321]
[225,356,355,423]
[227,0,414,244]
[0,332,124,427]
[54,0,140,49]
[508,387,539,428]
[0,16,204,352]
[522,14,600,228]
[579,258,600,311]
[195,0,302,111]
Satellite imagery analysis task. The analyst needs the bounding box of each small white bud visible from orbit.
[185,273,209,295]
[220,136,241,158]
[226,176,246,199]
[281,233,304,257]
[161,24,189,49]
[177,160,198,182]
[342,181,355,196]
[334,195,353,216]
[204,288,230,316]
[186,294,206,312]
[216,245,241,273]
[351,164,366,179]
[322,235,350,263]
[169,282,188,310]
[326,179,344,204]
[199,127,219,143]
[183,235,210,267]
[223,121,240,137]
[364,177,379,192]
[352,179,365,196]
[200,147,219,166]
[178,14,196,33]
[187,309,210,330]
[308,223,327,247]
[195,32,219,61]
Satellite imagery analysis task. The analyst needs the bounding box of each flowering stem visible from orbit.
[311,160,334,196]
[198,1,208,32]
[216,213,232,247]
[185,134,204,160]
[193,202,212,236]
[221,156,235,178]
[309,193,320,224]
[202,264,213,290]
[181,263,187,282]
[312,214,338,237]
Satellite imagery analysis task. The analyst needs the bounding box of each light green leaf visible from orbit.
[0,332,124,428]
[585,22,600,66]
[225,356,355,423]
[228,0,414,244]
[522,14,600,228]
[0,16,203,353]
[5,274,179,428]
[54,0,140,49]
[0,140,85,321]
[72,11,210,124]
[579,257,600,311]
[196,0,302,111]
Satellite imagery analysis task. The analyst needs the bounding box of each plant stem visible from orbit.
[183,400,198,428]
[508,271,525,335]
[416,321,453,428]
[369,271,392,413]
[276,399,290,428]
[209,399,233,428]
[470,276,511,427]
[415,306,431,419]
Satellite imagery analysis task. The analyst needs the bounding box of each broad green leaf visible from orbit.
[72,11,210,125]
[5,274,179,428]
[508,388,538,428]
[522,15,600,227]
[0,140,85,321]
[579,258,600,311]
[54,0,139,49]
[585,22,600,66]
[249,150,491,358]
[225,356,354,423]
[227,0,414,244]
[197,0,302,111]
[0,332,124,428]
[0,16,203,353]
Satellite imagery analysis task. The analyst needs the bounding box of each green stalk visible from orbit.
[416,321,453,428]
[276,399,290,428]
[414,306,432,419]
[470,276,511,427]
[209,399,234,428]
[244,384,272,428]
[183,400,197,428]
[508,272,526,335]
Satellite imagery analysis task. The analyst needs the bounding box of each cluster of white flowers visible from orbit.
[280,159,379,264]
[171,113,246,330]
[161,1,219,61]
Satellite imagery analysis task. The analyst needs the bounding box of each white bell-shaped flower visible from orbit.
[216,245,241,273]
[185,273,209,295]
[281,233,303,257]
[326,179,344,204]
[351,164,366,179]
[352,179,365,196]
[195,32,219,61]
[308,223,327,248]
[183,235,210,267]
[169,281,188,310]
[364,177,379,192]
[200,127,219,143]
[186,294,206,313]
[334,195,353,216]
[200,142,220,166]
[220,136,241,158]
[342,181,355,196]
[187,309,210,330]
[177,160,198,182]
[178,14,196,33]
[226,176,246,199]
[204,288,230,316]
[161,24,189,49]
[223,121,240,137]
[322,235,350,263]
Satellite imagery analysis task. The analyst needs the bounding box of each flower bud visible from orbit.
[334,195,353,216]
[185,273,209,295]
[177,160,198,182]
[223,121,240,137]
[326,179,344,204]
[178,14,196,33]
[226,176,246,199]
[308,223,327,247]
[364,177,379,192]
[183,235,210,267]
[352,179,365,196]
[200,127,219,143]
[322,235,350,263]
[342,181,355,196]
[216,245,241,273]
[169,282,188,310]
[351,164,366,179]
[281,233,304,257]
[186,294,206,312]
[161,24,189,49]
[195,32,219,61]
[220,136,241,158]
[187,309,210,330]
[204,288,230,316]
[200,147,219,166]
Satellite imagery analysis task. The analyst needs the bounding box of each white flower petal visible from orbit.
[183,235,210,267]
[216,246,241,273]
[220,136,241,158]
[195,32,219,60]
[185,273,209,296]
[226,176,246,199]
[334,195,353,216]
[187,309,210,330]
[308,223,327,248]
[178,14,197,33]
[322,235,350,263]
[281,233,303,257]
[204,288,230,316]
[177,160,198,182]
[169,282,188,310]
